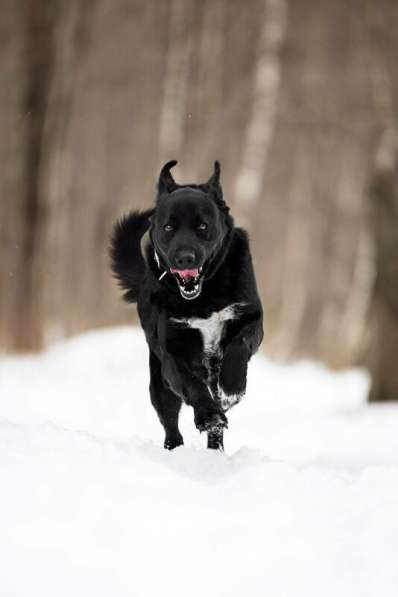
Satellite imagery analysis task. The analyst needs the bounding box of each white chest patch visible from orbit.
[172,303,245,356]
[170,303,247,412]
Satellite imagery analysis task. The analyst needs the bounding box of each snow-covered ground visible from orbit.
[1,327,398,597]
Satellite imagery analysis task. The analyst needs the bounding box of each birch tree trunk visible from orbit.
[235,0,288,230]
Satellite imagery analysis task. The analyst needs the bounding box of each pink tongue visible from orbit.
[170,268,199,280]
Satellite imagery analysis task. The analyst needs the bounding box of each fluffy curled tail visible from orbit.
[110,209,154,303]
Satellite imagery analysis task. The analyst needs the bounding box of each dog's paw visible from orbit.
[194,408,228,434]
[164,432,184,450]
[217,384,244,412]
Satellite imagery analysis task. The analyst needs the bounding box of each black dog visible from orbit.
[110,161,263,450]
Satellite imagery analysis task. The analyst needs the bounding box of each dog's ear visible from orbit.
[204,161,226,209]
[158,160,178,196]
[206,160,221,191]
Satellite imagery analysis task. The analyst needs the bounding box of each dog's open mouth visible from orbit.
[170,267,203,300]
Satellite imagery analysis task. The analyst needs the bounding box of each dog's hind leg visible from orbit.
[149,351,183,450]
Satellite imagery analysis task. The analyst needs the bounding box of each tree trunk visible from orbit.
[0,1,56,351]
[368,129,398,402]
[0,2,27,351]
[365,0,398,400]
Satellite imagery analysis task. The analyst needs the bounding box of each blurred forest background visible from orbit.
[1,0,398,401]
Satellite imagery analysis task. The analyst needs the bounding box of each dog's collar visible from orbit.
[154,249,167,281]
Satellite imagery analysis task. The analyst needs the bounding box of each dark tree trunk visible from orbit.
[0,2,25,350]
[365,0,398,400]
[368,130,398,402]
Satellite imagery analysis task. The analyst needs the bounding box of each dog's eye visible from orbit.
[197,223,208,231]
[164,224,174,232]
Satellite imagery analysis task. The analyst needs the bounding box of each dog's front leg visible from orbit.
[162,354,227,436]
[218,315,263,411]
[218,340,249,411]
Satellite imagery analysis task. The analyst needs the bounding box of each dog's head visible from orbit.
[150,160,233,300]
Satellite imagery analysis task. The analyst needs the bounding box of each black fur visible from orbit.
[110,161,263,450]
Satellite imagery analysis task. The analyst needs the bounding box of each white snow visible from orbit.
[1,326,398,597]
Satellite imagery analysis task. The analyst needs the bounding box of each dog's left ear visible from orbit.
[206,160,221,191]
[204,161,227,209]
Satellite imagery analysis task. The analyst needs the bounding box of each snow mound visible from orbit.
[1,327,398,596]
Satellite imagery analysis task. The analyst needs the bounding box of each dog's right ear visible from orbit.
[158,160,178,197]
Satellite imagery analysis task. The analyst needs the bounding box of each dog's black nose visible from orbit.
[175,249,196,269]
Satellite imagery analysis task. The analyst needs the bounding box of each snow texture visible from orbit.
[1,327,398,597]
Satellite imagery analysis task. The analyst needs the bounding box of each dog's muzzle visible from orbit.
[170,267,203,300]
